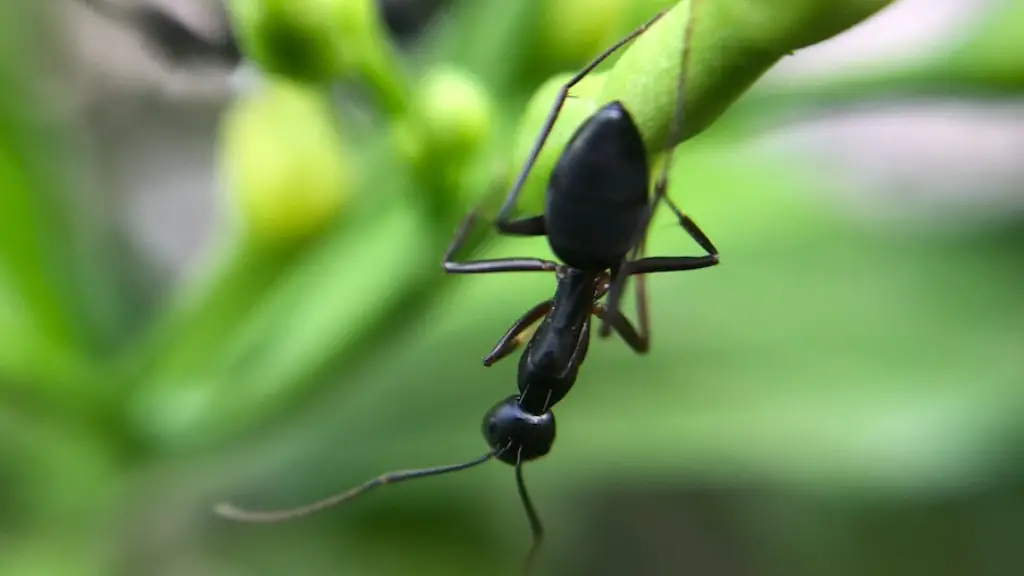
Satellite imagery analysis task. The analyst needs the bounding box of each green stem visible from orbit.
[359,37,410,118]
[600,0,897,153]
[0,3,90,356]
[717,61,1024,139]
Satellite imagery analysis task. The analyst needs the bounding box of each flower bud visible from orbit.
[219,79,354,245]
[416,66,494,165]
[227,0,377,84]
[536,0,627,68]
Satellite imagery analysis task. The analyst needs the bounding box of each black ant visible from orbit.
[214,7,719,574]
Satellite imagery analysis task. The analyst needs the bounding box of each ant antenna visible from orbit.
[516,448,544,575]
[214,447,506,523]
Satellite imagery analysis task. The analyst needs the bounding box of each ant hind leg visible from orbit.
[624,193,720,275]
[596,232,652,351]
[443,209,558,275]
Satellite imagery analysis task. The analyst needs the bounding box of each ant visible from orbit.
[214,6,719,574]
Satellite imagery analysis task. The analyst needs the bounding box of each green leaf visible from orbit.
[0,4,83,355]
[423,0,546,95]
[0,2,125,425]
[131,199,440,451]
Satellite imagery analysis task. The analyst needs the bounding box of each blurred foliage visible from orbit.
[2,0,1024,575]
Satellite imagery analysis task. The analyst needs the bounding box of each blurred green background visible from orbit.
[2,0,1024,575]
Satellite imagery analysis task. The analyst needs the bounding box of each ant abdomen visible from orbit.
[545,102,650,271]
[482,395,556,465]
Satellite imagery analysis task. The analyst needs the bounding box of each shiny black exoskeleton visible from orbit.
[483,395,556,465]
[437,8,721,572]
[443,10,721,456]
[213,8,718,576]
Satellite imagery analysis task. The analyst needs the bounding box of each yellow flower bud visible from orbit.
[219,80,354,244]
[537,0,628,67]
[416,66,494,163]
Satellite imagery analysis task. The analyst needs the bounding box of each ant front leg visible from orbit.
[483,299,554,367]
[443,209,558,275]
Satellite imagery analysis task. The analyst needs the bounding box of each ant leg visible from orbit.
[665,193,718,256]
[627,236,652,348]
[443,209,558,274]
[597,0,703,341]
[625,194,720,275]
[598,190,662,338]
[592,298,648,353]
[496,214,547,237]
[595,231,652,349]
[482,299,554,367]
[493,9,669,227]
[600,172,719,335]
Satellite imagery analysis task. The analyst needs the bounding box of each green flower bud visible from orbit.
[331,0,408,114]
[389,115,424,168]
[537,0,627,67]
[227,0,380,84]
[219,79,354,245]
[415,66,494,166]
[506,71,607,216]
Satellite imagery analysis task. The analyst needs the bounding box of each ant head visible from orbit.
[482,395,556,465]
